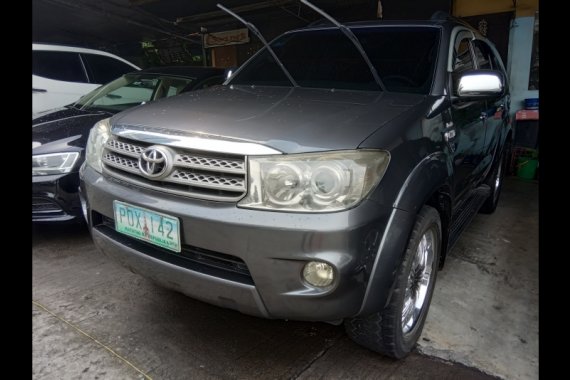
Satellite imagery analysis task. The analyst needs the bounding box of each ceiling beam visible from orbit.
[42,0,200,43]
[175,0,294,25]
[129,0,162,5]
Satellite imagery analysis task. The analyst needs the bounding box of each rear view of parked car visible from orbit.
[32,66,226,222]
[32,43,140,114]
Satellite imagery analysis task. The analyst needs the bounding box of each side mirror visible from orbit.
[457,70,505,99]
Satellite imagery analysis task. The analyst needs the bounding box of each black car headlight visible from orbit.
[32,152,80,176]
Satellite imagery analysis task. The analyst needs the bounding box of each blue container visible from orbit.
[524,98,539,109]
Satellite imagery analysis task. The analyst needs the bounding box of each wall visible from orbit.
[507,16,539,112]
[380,0,451,19]
[454,0,537,18]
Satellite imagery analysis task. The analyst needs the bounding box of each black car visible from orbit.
[32,66,226,222]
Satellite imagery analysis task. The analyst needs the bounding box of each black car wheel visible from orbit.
[345,205,441,358]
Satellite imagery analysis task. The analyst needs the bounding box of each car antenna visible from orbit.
[300,0,386,91]
[216,3,299,88]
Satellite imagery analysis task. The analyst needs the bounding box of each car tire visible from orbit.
[344,205,441,358]
[480,145,508,214]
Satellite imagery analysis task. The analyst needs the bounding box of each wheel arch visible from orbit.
[425,186,452,268]
[357,152,452,316]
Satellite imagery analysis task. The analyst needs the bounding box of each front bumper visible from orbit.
[81,165,400,321]
[32,172,82,222]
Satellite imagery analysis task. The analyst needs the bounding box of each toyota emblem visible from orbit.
[139,146,173,179]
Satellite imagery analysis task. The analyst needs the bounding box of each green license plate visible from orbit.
[113,200,181,253]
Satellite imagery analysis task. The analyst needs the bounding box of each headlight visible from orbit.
[85,118,111,173]
[32,152,80,176]
[238,150,390,212]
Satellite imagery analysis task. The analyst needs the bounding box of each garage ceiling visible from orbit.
[33,0,451,54]
[32,0,373,50]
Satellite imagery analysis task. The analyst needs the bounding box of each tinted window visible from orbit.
[357,27,440,93]
[232,30,377,90]
[32,51,87,83]
[452,37,475,95]
[472,41,492,70]
[453,38,474,72]
[230,27,439,93]
[82,53,136,84]
[475,40,506,74]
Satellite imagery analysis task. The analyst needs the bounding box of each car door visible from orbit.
[448,31,488,204]
[32,50,97,114]
[472,39,510,180]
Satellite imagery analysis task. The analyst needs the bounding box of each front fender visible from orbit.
[357,152,450,316]
[393,151,450,213]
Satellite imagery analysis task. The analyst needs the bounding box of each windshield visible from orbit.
[74,73,195,112]
[229,26,440,93]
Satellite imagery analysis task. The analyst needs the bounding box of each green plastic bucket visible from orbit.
[517,157,538,180]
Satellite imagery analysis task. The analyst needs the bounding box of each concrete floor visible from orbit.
[32,177,537,379]
[418,177,538,380]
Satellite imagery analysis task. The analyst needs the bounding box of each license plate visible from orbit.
[113,200,181,253]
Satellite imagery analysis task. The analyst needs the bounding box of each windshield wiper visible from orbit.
[216,3,299,87]
[300,0,386,91]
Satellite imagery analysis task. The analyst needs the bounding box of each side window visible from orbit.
[472,44,491,69]
[81,54,136,84]
[452,37,475,95]
[472,40,494,70]
[32,51,87,83]
[485,42,507,76]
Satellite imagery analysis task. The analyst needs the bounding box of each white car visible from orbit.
[32,44,140,114]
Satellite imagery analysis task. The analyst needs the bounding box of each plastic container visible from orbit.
[516,157,538,179]
[524,98,539,109]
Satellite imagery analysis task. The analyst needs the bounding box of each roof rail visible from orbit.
[430,11,477,30]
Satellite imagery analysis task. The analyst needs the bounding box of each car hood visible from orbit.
[32,107,113,154]
[111,85,427,153]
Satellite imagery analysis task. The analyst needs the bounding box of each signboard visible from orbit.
[204,29,250,48]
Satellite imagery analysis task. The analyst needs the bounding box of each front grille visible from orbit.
[32,197,63,213]
[96,214,253,285]
[102,136,247,202]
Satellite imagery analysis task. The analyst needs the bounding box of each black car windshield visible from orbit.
[229,26,440,93]
[74,74,195,112]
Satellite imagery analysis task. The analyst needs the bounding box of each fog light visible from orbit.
[302,261,334,287]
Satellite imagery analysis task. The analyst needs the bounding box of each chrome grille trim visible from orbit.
[174,154,245,174]
[102,134,248,201]
[111,124,282,156]
[103,153,140,174]
[103,167,245,202]
[105,139,144,158]
[169,169,245,191]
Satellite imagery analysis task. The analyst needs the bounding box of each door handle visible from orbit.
[32,88,47,93]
